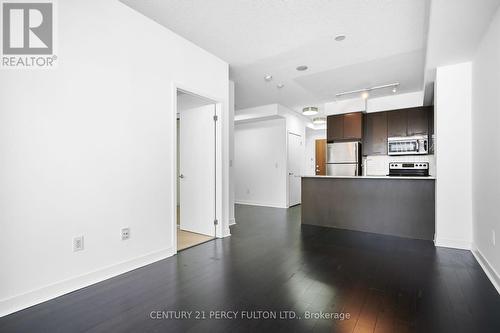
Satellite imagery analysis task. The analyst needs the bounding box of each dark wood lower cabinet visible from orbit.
[302,177,435,240]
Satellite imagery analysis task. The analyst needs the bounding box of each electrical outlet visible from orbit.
[121,228,130,241]
[73,236,84,252]
[493,230,496,247]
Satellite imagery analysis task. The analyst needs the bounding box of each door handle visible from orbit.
[179,174,185,179]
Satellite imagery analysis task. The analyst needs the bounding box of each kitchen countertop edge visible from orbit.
[302,175,436,180]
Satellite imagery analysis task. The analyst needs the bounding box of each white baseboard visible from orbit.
[471,245,500,295]
[434,237,471,250]
[229,218,236,226]
[218,224,231,238]
[235,201,287,209]
[0,247,175,317]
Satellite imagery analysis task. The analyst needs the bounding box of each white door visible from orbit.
[288,132,302,206]
[179,105,216,236]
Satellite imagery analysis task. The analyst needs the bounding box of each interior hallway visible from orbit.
[1,205,499,332]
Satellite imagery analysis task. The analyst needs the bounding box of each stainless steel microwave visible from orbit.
[388,135,428,155]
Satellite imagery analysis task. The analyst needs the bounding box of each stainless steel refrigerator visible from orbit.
[326,142,361,176]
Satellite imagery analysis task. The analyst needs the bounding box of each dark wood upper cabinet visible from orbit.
[363,112,387,156]
[387,110,408,137]
[327,115,344,141]
[407,107,430,135]
[343,113,363,139]
[327,112,363,142]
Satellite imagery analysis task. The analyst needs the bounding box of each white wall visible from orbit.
[234,119,287,208]
[324,91,424,115]
[0,0,229,316]
[235,104,279,122]
[304,128,326,176]
[234,104,308,208]
[367,91,424,113]
[434,62,472,249]
[471,7,500,288]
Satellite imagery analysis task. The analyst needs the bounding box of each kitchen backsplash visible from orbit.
[363,154,436,177]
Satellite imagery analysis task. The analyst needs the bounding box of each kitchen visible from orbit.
[302,106,436,241]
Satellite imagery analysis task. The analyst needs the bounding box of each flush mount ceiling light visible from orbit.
[312,116,326,125]
[296,65,308,71]
[264,75,273,81]
[302,106,319,116]
[336,82,400,100]
[334,34,346,42]
[277,83,285,89]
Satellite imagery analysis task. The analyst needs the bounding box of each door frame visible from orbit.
[171,83,224,255]
[286,131,302,207]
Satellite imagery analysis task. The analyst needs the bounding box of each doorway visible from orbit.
[315,139,327,175]
[288,132,303,207]
[176,89,216,251]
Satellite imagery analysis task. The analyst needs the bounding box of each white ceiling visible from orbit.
[423,0,500,104]
[122,0,430,112]
[426,0,500,69]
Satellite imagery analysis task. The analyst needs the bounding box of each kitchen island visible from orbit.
[301,176,435,240]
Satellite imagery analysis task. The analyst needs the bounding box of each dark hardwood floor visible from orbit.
[1,204,499,332]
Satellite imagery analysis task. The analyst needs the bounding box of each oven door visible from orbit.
[388,139,418,155]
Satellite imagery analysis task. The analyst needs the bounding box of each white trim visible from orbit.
[235,201,287,209]
[0,247,175,317]
[471,244,500,295]
[434,237,471,250]
[229,218,236,226]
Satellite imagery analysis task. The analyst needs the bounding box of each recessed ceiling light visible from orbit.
[334,34,346,42]
[296,65,308,71]
[361,91,369,100]
[264,75,273,81]
[302,106,319,116]
[277,83,284,89]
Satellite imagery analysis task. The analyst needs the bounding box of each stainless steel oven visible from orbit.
[389,162,429,177]
[388,135,428,155]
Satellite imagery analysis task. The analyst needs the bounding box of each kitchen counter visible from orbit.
[302,175,436,180]
[301,176,435,240]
